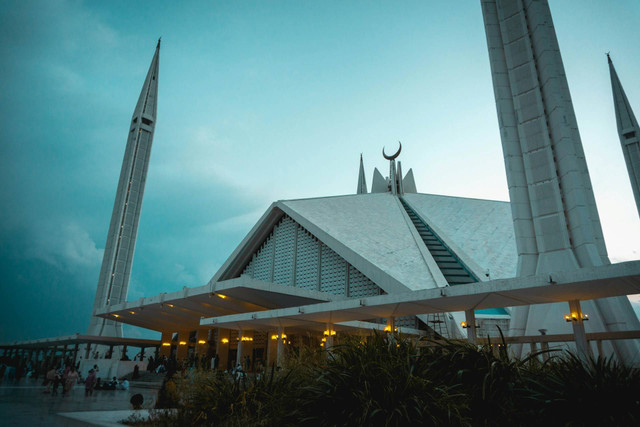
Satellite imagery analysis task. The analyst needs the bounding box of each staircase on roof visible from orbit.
[400,198,477,286]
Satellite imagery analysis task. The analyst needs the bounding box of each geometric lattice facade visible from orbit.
[242,215,381,298]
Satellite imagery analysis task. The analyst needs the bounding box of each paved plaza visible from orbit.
[0,378,160,426]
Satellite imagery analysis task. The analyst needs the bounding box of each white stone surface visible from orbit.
[609,55,640,217]
[88,41,161,339]
[403,193,517,280]
[482,0,639,363]
[282,193,439,293]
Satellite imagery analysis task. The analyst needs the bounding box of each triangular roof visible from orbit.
[208,192,517,295]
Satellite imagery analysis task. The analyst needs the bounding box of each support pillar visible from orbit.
[464,309,477,344]
[568,300,593,360]
[237,330,254,371]
[196,328,210,359]
[160,331,172,358]
[386,317,396,333]
[267,331,278,368]
[325,323,335,351]
[216,328,230,371]
[176,331,190,360]
[276,327,286,368]
[72,344,79,366]
[84,343,92,360]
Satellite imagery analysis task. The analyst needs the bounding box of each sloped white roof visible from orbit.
[211,192,517,297]
[281,193,438,292]
[403,193,517,279]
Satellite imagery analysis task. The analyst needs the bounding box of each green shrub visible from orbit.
[143,334,640,426]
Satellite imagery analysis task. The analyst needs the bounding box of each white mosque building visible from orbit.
[4,0,640,373]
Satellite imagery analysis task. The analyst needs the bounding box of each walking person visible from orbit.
[63,366,79,396]
[84,369,97,397]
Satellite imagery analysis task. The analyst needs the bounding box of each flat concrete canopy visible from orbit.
[96,276,345,332]
[200,261,640,331]
[0,333,160,350]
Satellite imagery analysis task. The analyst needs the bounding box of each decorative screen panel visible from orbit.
[348,265,380,297]
[273,217,296,286]
[244,231,274,282]
[295,229,319,291]
[240,214,380,299]
[320,245,346,296]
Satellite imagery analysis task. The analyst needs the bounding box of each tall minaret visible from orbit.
[88,40,160,337]
[608,54,640,217]
[357,154,367,194]
[481,0,639,363]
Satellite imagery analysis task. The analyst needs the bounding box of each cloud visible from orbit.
[25,223,103,273]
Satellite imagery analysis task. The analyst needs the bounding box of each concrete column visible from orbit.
[276,328,286,368]
[84,343,92,360]
[160,331,172,358]
[140,347,145,361]
[237,330,254,371]
[325,323,335,351]
[176,331,190,360]
[464,310,477,344]
[266,331,278,368]
[196,328,210,357]
[386,317,396,333]
[48,346,57,366]
[72,344,79,365]
[568,300,593,360]
[216,329,230,371]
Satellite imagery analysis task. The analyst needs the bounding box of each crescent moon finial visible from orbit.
[382,141,402,161]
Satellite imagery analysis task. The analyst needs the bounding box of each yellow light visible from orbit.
[321,337,326,342]
[179,341,187,346]
[217,294,227,299]
[112,314,120,318]
[564,313,588,322]
[166,303,174,308]
[162,342,170,347]
[323,330,336,336]
[460,321,467,328]
[271,335,278,340]
[241,336,253,342]
[221,338,229,344]
[198,340,206,345]
[281,333,287,339]
[384,325,391,332]
[129,311,136,315]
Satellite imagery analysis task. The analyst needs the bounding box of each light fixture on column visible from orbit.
[564,313,589,322]
[460,322,479,329]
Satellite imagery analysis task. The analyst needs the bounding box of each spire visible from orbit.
[133,39,160,122]
[88,41,161,338]
[608,54,640,217]
[356,154,368,194]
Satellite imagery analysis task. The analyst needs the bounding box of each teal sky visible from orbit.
[1,1,639,341]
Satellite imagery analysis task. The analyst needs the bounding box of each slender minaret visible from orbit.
[88,40,160,337]
[608,54,640,217]
[357,154,368,194]
[481,0,639,363]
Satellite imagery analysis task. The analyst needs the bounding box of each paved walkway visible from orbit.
[0,378,160,426]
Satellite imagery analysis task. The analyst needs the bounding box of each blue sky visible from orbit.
[1,1,639,341]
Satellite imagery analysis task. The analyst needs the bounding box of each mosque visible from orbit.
[4,0,640,373]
